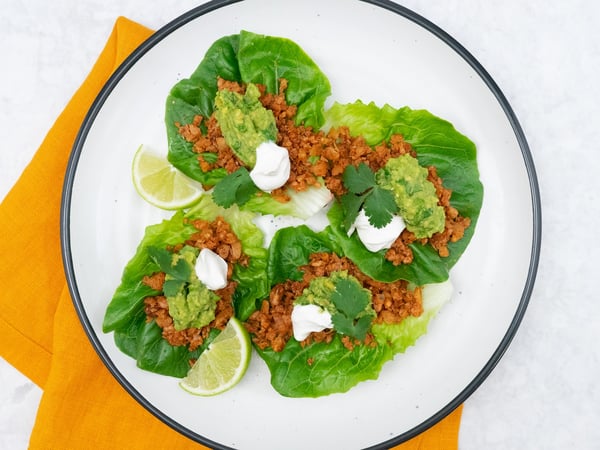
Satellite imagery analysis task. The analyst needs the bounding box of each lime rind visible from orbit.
[131,144,205,210]
[179,317,252,396]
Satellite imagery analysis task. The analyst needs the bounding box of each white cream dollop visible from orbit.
[350,209,405,252]
[291,304,333,341]
[194,248,228,290]
[249,141,291,192]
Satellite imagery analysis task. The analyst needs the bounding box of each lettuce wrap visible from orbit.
[165,30,330,186]
[257,225,453,397]
[324,101,483,284]
[103,196,269,377]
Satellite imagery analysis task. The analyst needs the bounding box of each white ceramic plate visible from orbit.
[61,1,541,448]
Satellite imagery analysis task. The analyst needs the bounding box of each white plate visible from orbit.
[61,1,541,448]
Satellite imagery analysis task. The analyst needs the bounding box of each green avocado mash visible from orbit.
[294,272,337,313]
[376,154,445,239]
[214,83,277,167]
[168,279,219,331]
[166,246,219,331]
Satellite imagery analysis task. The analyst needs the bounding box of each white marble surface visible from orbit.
[1,1,598,449]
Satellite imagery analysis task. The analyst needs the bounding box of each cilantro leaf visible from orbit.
[332,314,373,341]
[331,314,356,338]
[343,163,376,194]
[340,162,398,231]
[212,167,258,208]
[148,246,192,280]
[363,187,398,228]
[330,277,374,341]
[147,246,175,274]
[171,256,192,281]
[340,191,366,231]
[163,279,185,297]
[332,278,370,317]
[352,315,374,341]
[147,246,192,297]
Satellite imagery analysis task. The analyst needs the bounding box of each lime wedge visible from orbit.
[179,317,251,396]
[132,144,204,210]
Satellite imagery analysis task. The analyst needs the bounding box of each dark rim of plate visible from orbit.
[60,0,542,449]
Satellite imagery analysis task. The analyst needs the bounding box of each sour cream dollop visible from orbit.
[194,248,228,290]
[291,304,333,341]
[249,141,291,192]
[351,209,406,252]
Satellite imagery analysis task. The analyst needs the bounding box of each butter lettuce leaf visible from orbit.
[236,30,331,129]
[165,34,239,185]
[325,101,483,274]
[263,227,389,397]
[103,196,269,377]
[258,225,451,397]
[371,280,453,354]
[266,225,336,285]
[103,210,195,333]
[165,31,331,185]
[257,335,393,398]
[242,184,333,219]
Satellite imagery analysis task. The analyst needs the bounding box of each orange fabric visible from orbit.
[0,16,462,449]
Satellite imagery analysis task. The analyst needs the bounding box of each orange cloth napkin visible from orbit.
[0,17,462,449]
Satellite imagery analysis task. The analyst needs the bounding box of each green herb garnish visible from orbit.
[330,277,375,341]
[212,167,258,208]
[340,162,397,231]
[147,246,192,297]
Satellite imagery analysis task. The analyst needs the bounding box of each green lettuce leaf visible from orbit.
[242,185,332,219]
[325,101,483,277]
[371,280,453,354]
[259,225,451,397]
[130,321,201,377]
[266,225,338,285]
[236,30,331,129]
[103,210,196,333]
[258,286,450,398]
[104,195,268,376]
[165,31,331,185]
[165,34,240,185]
[257,335,393,398]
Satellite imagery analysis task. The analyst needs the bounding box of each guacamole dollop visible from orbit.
[294,272,337,313]
[166,246,219,331]
[214,83,277,167]
[376,154,445,239]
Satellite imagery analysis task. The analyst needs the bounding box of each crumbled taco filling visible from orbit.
[176,78,470,265]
